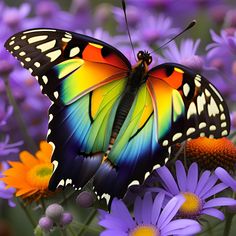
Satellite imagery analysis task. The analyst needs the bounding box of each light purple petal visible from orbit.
[161,219,201,235]
[158,195,185,229]
[198,174,218,198]
[215,167,236,191]
[101,229,127,236]
[175,160,187,192]
[201,183,228,199]
[111,199,135,228]
[186,162,198,192]
[156,166,179,195]
[195,170,211,195]
[204,198,236,208]
[151,192,165,225]
[201,208,225,220]
[142,192,153,224]
[99,217,130,231]
[134,196,142,224]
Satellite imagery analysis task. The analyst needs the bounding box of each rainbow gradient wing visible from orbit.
[4,28,130,104]
[147,63,231,147]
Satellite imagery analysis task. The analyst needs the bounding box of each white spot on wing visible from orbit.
[42,75,48,84]
[220,114,226,120]
[221,122,227,128]
[187,127,195,136]
[69,47,80,57]
[199,122,206,129]
[57,179,65,187]
[34,62,40,68]
[183,83,190,97]
[128,180,139,187]
[46,49,61,62]
[54,91,59,99]
[210,125,216,131]
[208,97,219,116]
[14,45,20,50]
[187,102,197,119]
[28,35,48,44]
[21,35,26,40]
[62,37,71,43]
[162,140,168,146]
[172,133,182,142]
[197,93,206,115]
[9,41,15,46]
[25,57,31,62]
[49,114,53,123]
[52,160,58,174]
[221,130,228,136]
[19,51,26,56]
[36,40,56,52]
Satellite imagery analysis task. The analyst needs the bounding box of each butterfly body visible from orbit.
[5,28,231,199]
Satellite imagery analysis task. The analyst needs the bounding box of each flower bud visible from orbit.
[38,216,53,231]
[76,191,95,208]
[60,212,73,226]
[45,203,64,222]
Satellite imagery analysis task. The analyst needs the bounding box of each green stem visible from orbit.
[223,213,233,236]
[18,199,37,228]
[40,199,46,212]
[4,76,37,153]
[74,222,101,233]
[77,209,97,236]
[60,228,68,236]
[68,225,77,236]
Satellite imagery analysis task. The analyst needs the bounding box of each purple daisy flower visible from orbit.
[206,29,236,101]
[215,167,236,192]
[0,3,34,40]
[0,135,23,159]
[136,14,179,46]
[148,161,236,220]
[162,39,204,71]
[99,192,201,236]
[0,98,13,127]
[0,161,15,207]
[33,0,74,30]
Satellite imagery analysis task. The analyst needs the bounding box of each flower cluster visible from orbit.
[0,0,236,235]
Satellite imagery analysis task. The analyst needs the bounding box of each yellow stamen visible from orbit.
[179,192,202,216]
[130,225,159,236]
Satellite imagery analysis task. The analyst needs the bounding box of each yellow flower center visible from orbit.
[130,225,159,236]
[179,192,202,216]
[27,163,53,189]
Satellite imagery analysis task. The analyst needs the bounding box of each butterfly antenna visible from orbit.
[122,0,137,61]
[150,20,196,54]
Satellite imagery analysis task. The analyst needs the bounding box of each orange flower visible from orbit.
[1,141,53,201]
[178,137,236,171]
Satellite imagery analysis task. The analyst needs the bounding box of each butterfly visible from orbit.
[5,28,230,199]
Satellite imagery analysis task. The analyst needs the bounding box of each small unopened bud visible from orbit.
[38,216,54,231]
[76,191,95,208]
[45,203,64,222]
[60,212,73,226]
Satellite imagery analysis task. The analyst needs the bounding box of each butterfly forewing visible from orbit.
[4,28,131,103]
[148,63,231,147]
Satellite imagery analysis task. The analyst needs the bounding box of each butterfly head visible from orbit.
[137,51,152,66]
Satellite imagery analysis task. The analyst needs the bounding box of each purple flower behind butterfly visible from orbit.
[0,161,16,207]
[162,39,204,71]
[135,14,179,46]
[206,29,236,102]
[0,3,34,41]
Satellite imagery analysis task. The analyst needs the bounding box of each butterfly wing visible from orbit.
[147,63,231,147]
[5,28,132,194]
[5,28,131,104]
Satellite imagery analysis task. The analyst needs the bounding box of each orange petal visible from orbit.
[19,151,39,167]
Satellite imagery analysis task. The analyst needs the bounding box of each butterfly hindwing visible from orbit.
[4,28,130,104]
[48,78,127,190]
[147,63,231,147]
